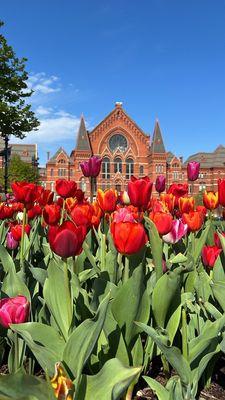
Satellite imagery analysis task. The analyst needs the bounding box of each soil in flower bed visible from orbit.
[134,357,225,400]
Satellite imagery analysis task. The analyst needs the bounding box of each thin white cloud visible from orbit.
[28,72,61,95]
[12,111,81,144]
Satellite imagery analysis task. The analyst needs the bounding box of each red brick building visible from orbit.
[43,103,225,195]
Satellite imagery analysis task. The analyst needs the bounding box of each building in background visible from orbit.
[0,138,38,168]
[41,103,225,195]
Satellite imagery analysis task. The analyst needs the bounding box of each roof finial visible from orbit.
[115,101,123,108]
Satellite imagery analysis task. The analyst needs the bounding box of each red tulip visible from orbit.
[196,205,207,217]
[218,179,225,207]
[0,295,30,328]
[167,183,188,207]
[48,221,86,258]
[187,161,200,181]
[128,176,153,210]
[70,203,94,229]
[11,182,38,205]
[43,204,61,226]
[38,189,54,207]
[155,175,166,193]
[0,205,15,220]
[202,245,222,268]
[27,205,42,220]
[182,211,204,232]
[150,211,173,236]
[10,223,31,241]
[55,180,77,199]
[203,191,219,210]
[80,156,102,178]
[97,189,118,213]
[110,219,147,255]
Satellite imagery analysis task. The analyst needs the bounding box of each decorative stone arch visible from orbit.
[97,127,139,156]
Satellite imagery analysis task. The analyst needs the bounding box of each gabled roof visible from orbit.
[75,115,92,152]
[89,103,149,138]
[184,145,225,168]
[151,120,166,153]
[47,147,69,163]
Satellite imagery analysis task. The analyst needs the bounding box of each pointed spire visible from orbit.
[151,120,166,153]
[75,115,91,151]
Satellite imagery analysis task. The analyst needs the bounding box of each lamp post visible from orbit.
[0,135,11,195]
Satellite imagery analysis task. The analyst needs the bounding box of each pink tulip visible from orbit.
[80,156,102,178]
[155,175,166,193]
[187,161,200,181]
[162,219,188,244]
[113,208,135,223]
[0,296,30,328]
[6,232,19,250]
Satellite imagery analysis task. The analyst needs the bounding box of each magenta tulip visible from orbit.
[6,232,19,250]
[162,219,188,244]
[155,175,166,193]
[0,296,30,328]
[80,156,102,178]
[187,161,200,181]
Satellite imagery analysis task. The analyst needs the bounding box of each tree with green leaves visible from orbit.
[0,155,39,188]
[0,20,39,193]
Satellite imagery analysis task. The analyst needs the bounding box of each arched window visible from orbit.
[139,165,144,175]
[58,159,66,164]
[114,157,122,173]
[126,158,134,179]
[173,163,179,168]
[102,157,110,179]
[173,171,179,181]
[79,178,87,192]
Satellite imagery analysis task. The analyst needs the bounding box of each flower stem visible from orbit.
[182,307,188,360]
[60,199,65,225]
[20,207,27,270]
[123,256,130,284]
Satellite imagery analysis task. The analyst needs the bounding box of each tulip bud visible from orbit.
[187,161,200,181]
[55,180,77,199]
[155,175,166,193]
[80,156,102,178]
[120,191,130,205]
[128,176,153,210]
[0,295,30,328]
[6,232,18,250]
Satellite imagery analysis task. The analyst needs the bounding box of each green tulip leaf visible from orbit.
[11,322,65,375]
[0,369,55,400]
[63,292,110,382]
[143,376,170,400]
[43,259,73,341]
[76,358,141,400]
[111,264,150,348]
[144,217,163,281]
[136,322,191,386]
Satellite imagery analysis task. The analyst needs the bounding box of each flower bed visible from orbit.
[0,165,225,400]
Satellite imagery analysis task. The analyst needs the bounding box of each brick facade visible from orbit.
[43,103,225,196]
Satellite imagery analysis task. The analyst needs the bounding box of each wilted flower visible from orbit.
[51,362,74,400]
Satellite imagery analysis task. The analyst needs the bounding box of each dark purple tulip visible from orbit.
[187,161,200,181]
[80,156,102,178]
[155,175,166,193]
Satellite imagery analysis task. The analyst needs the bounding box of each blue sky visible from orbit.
[1,0,225,165]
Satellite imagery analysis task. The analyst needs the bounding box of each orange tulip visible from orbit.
[203,191,219,210]
[160,193,175,213]
[179,196,195,214]
[182,211,204,232]
[51,362,74,400]
[149,211,173,236]
[97,189,118,213]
